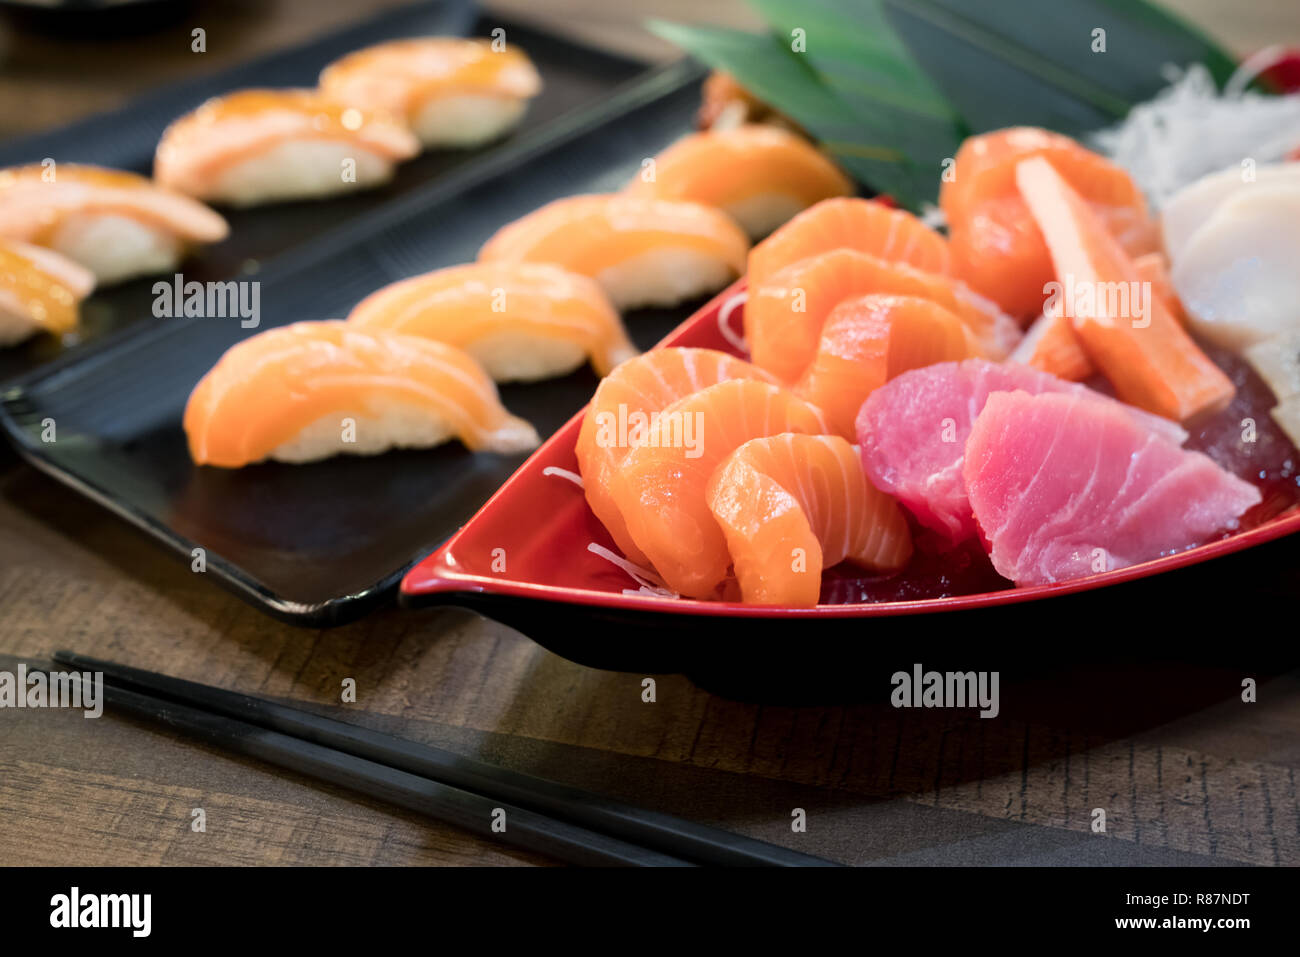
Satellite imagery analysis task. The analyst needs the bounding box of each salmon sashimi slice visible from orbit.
[747,197,951,290]
[609,378,828,598]
[1016,156,1235,422]
[940,127,1155,320]
[623,125,853,239]
[154,89,420,204]
[184,320,539,467]
[964,391,1260,586]
[0,238,95,345]
[346,262,637,382]
[1009,304,1095,381]
[858,359,1187,544]
[477,194,749,310]
[575,347,776,565]
[707,433,913,606]
[319,38,541,148]
[796,293,978,438]
[745,247,1021,382]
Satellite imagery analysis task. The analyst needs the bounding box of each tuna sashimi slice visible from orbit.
[964,391,1260,586]
[856,359,1187,543]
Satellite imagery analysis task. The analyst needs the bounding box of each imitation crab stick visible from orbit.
[1015,156,1234,422]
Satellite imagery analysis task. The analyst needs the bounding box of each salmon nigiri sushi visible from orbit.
[0,238,95,346]
[0,164,228,284]
[747,197,951,290]
[184,320,539,467]
[622,126,853,239]
[796,294,977,438]
[478,194,749,310]
[155,89,420,206]
[609,378,827,598]
[346,262,636,382]
[745,247,1020,382]
[320,37,542,150]
[708,434,913,606]
[576,347,776,564]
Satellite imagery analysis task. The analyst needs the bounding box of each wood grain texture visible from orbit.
[0,0,1298,867]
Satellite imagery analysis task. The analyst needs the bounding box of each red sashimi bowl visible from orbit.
[401,281,1300,678]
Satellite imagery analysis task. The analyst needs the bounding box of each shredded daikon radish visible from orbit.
[586,542,679,598]
[1091,62,1300,209]
[542,465,584,488]
[716,290,749,353]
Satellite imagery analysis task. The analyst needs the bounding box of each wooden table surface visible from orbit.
[1,0,1298,867]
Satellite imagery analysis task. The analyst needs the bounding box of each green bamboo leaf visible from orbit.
[747,0,955,120]
[881,0,1240,135]
[743,0,965,178]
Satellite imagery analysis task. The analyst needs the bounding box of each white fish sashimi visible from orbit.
[1244,331,1300,403]
[1160,162,1300,261]
[1170,183,1300,351]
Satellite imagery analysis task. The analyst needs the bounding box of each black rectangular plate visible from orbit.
[0,0,649,382]
[0,56,709,626]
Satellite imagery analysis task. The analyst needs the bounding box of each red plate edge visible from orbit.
[401,279,1300,620]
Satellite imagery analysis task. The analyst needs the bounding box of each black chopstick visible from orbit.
[54,651,839,867]
[58,670,690,867]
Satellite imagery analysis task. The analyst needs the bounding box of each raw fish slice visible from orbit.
[1272,396,1300,450]
[319,37,541,149]
[1009,304,1094,381]
[623,126,853,239]
[857,359,1187,543]
[707,434,912,606]
[942,128,1147,224]
[1169,183,1300,350]
[745,248,1020,382]
[347,262,636,381]
[184,320,538,467]
[1017,156,1234,421]
[964,390,1260,586]
[1244,330,1300,449]
[796,293,977,438]
[609,378,827,598]
[1244,330,1300,404]
[1160,162,1300,262]
[155,89,420,206]
[747,197,950,290]
[940,127,1155,319]
[946,195,1058,320]
[576,347,776,564]
[0,239,95,346]
[478,194,749,310]
[0,163,229,284]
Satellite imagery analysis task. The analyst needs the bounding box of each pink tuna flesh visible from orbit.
[856,359,1187,543]
[963,390,1260,586]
